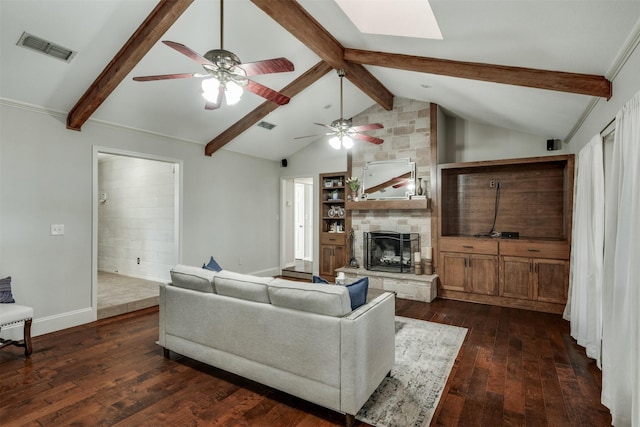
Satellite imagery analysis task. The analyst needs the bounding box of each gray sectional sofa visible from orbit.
[159,265,396,425]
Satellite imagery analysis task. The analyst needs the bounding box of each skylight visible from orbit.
[335,0,443,40]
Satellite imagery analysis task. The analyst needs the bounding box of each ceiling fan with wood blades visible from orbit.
[133,0,293,110]
[295,69,384,149]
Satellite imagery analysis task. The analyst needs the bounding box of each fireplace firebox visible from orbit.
[364,231,420,274]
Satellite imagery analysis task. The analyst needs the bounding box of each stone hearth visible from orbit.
[336,267,438,302]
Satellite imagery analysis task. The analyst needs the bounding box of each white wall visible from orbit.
[0,102,281,337]
[98,154,176,282]
[282,178,295,266]
[281,137,346,275]
[441,115,564,163]
[567,39,640,153]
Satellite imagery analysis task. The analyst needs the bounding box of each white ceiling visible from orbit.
[1,0,639,161]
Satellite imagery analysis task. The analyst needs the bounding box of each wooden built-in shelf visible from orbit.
[346,198,431,211]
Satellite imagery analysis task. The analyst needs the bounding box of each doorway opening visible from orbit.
[93,149,181,319]
[280,176,313,280]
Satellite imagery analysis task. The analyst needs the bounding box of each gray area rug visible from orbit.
[356,316,467,427]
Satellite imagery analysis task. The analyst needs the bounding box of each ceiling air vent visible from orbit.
[17,32,76,62]
[257,121,276,130]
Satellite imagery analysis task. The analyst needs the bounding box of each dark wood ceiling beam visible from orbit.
[250,0,394,110]
[205,61,333,156]
[345,48,612,99]
[66,0,194,131]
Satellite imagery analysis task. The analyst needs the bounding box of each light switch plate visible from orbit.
[51,224,65,235]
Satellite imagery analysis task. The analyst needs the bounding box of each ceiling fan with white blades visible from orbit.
[132,0,294,110]
[296,69,384,149]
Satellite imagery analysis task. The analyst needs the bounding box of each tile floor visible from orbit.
[97,271,160,320]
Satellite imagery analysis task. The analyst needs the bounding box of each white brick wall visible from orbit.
[98,155,176,282]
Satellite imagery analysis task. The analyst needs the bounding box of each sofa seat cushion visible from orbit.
[268,279,352,317]
[170,264,217,293]
[214,270,273,304]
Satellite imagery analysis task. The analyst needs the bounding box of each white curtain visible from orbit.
[564,134,604,367]
[601,90,640,427]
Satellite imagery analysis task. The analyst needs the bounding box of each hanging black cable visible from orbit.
[475,183,501,238]
[488,183,501,237]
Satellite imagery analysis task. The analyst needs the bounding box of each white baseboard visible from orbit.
[249,267,281,277]
[0,307,95,341]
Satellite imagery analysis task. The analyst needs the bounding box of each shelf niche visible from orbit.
[439,155,573,241]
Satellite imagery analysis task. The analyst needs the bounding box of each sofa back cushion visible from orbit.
[214,270,273,304]
[268,279,352,317]
[170,264,217,293]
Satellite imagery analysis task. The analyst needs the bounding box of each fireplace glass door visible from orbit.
[364,231,419,273]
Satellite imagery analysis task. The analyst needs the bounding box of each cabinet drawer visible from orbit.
[321,233,346,245]
[499,240,569,260]
[440,237,498,255]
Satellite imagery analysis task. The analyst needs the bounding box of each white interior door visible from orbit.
[294,183,305,259]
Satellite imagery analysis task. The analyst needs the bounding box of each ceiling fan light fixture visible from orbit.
[201,78,220,102]
[342,135,354,149]
[225,80,243,105]
[329,136,342,150]
[201,78,244,105]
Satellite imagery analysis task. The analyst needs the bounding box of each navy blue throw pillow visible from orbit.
[203,256,222,272]
[346,277,369,310]
[312,275,330,284]
[0,276,15,303]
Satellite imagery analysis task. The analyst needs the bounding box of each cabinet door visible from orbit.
[468,254,498,295]
[439,252,468,292]
[333,245,347,271]
[320,245,335,278]
[320,244,347,279]
[500,256,532,299]
[535,259,569,303]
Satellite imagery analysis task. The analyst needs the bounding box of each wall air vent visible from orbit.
[256,121,276,130]
[17,32,76,62]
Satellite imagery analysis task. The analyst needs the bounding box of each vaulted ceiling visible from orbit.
[2,0,639,161]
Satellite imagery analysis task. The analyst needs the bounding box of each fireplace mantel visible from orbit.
[345,198,430,211]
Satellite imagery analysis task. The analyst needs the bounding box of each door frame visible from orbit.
[280,175,314,272]
[91,146,182,319]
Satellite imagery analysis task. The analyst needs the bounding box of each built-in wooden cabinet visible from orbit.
[437,155,574,314]
[439,237,498,295]
[319,172,350,280]
[499,237,570,305]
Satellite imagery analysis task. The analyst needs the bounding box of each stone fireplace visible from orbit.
[337,98,438,302]
[349,98,433,268]
[364,231,419,274]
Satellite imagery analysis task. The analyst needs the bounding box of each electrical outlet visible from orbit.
[136,257,140,265]
[50,224,65,235]
[489,180,495,188]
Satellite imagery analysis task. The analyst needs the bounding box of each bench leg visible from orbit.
[345,413,355,427]
[163,348,170,358]
[23,318,32,357]
[0,318,33,358]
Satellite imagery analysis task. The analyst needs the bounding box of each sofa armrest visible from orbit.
[339,292,395,415]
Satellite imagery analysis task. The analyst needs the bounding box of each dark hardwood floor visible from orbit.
[0,298,611,426]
